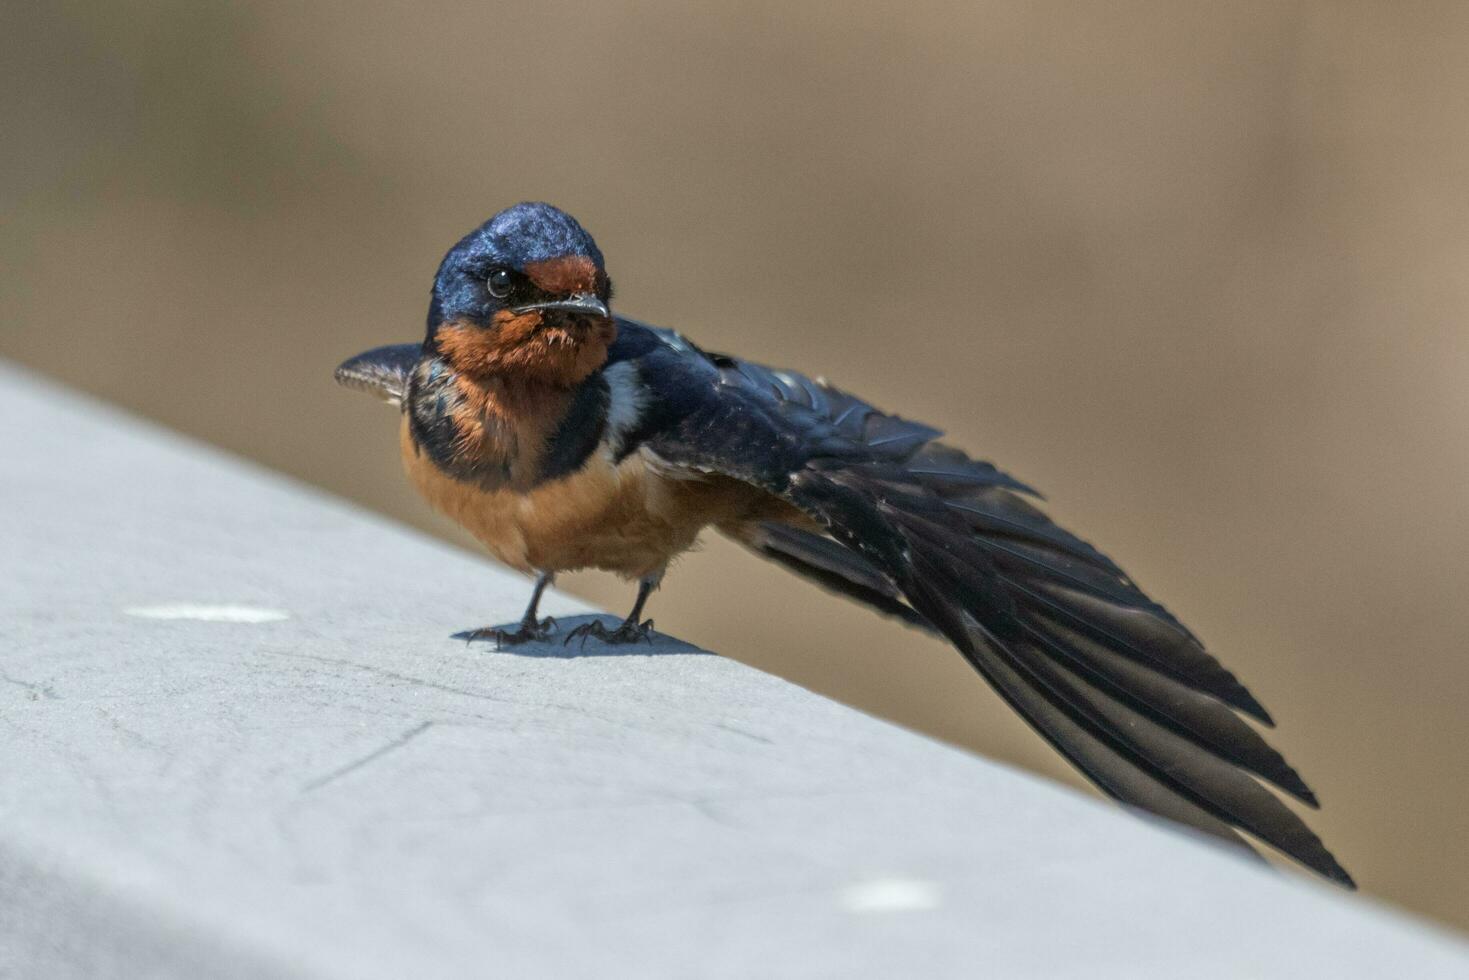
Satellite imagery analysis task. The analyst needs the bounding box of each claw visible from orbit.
[461,616,557,650]
[562,618,656,647]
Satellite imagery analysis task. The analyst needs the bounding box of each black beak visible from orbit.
[511,293,610,320]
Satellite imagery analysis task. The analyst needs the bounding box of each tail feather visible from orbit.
[740,524,930,630]
[735,461,1354,887]
[1021,614,1316,804]
[957,623,1260,854]
[890,510,1353,886]
[920,468,1270,722]
[1005,577,1272,723]
[897,551,1258,852]
[674,344,1351,884]
[996,629,1344,879]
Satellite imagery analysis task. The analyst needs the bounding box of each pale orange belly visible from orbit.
[399,417,786,578]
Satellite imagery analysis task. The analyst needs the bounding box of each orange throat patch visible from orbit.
[434,312,615,388]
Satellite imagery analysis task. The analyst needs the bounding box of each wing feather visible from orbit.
[334,343,422,405]
[611,318,1352,886]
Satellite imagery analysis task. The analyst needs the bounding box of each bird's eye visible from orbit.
[486,268,514,299]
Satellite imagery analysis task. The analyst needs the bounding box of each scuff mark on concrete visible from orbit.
[0,670,59,701]
[301,721,434,793]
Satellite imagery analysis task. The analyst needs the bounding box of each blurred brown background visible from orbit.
[5,0,1467,931]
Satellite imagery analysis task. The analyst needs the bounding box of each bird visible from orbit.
[335,201,1353,887]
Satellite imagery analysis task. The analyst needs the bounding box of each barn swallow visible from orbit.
[335,201,1353,887]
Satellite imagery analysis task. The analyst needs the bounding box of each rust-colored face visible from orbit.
[523,255,603,296]
[428,204,616,388]
[435,306,616,388]
[433,234,616,388]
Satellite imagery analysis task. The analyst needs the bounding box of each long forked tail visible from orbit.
[728,444,1354,887]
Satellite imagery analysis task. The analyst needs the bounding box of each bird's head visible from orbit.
[427,202,615,387]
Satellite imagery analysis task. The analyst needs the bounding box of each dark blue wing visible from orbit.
[608,316,1352,887]
[334,343,422,404]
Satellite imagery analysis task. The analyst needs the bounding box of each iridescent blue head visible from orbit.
[428,203,616,386]
[429,202,608,330]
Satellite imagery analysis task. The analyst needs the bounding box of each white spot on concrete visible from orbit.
[123,604,290,624]
[839,877,942,913]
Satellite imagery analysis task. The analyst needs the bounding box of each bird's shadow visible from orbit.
[451,614,708,659]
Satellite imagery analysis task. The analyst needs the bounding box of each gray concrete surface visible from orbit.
[1,360,1466,979]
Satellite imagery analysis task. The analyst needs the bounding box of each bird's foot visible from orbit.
[563,617,656,647]
[460,616,557,650]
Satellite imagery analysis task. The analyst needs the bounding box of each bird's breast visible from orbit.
[399,417,777,578]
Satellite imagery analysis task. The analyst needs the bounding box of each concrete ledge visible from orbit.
[2,361,1466,978]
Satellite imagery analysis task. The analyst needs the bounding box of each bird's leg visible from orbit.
[564,574,661,646]
[462,572,557,647]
